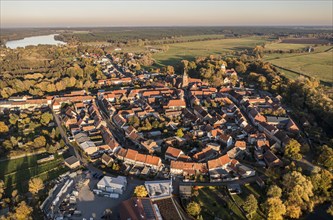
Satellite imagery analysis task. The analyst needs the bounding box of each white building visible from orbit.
[97,176,127,194]
[144,179,172,199]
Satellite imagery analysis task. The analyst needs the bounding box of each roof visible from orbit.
[64,156,80,166]
[167,99,186,108]
[119,197,158,220]
[97,176,127,189]
[145,180,172,199]
[165,146,182,158]
[207,154,231,170]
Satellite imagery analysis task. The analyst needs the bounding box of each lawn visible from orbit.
[266,51,333,83]
[231,184,266,220]
[0,153,67,194]
[195,186,246,220]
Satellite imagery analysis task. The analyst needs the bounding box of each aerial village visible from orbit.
[0,53,303,219]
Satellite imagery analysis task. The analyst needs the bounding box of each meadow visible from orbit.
[0,153,68,194]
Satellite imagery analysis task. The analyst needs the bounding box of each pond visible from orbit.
[5,34,66,49]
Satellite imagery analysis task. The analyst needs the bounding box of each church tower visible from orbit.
[182,68,189,88]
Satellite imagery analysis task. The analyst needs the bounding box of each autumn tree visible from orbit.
[265,197,286,220]
[33,136,46,148]
[284,139,302,160]
[311,169,333,202]
[13,201,33,220]
[176,128,184,138]
[186,201,201,217]
[40,112,53,125]
[317,145,333,171]
[267,185,282,198]
[29,177,44,195]
[134,185,148,197]
[0,121,9,133]
[243,194,258,219]
[0,180,4,199]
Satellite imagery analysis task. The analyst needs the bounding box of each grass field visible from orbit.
[0,153,68,194]
[265,42,309,51]
[195,186,246,220]
[266,51,333,83]
[231,184,266,220]
[151,36,269,66]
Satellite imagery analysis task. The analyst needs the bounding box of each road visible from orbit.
[51,109,86,164]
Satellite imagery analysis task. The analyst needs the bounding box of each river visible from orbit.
[5,34,66,49]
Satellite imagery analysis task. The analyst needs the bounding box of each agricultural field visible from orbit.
[0,153,68,194]
[264,42,309,51]
[151,36,269,66]
[266,50,333,83]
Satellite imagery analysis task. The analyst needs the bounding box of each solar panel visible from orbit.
[141,199,156,219]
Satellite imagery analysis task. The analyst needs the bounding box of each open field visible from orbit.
[264,42,309,51]
[151,36,269,66]
[195,186,245,220]
[267,51,333,83]
[0,153,68,194]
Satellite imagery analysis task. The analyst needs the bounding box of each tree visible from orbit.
[0,180,4,199]
[243,194,258,218]
[134,185,148,197]
[317,145,333,171]
[186,201,201,217]
[29,177,44,195]
[284,139,302,160]
[176,128,184,138]
[40,112,53,125]
[265,197,286,220]
[0,121,9,133]
[311,169,333,200]
[327,204,333,216]
[267,185,282,198]
[34,136,46,148]
[13,201,33,220]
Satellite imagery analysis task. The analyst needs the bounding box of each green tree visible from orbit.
[176,128,184,138]
[186,201,201,217]
[311,169,333,200]
[134,185,148,197]
[318,145,333,171]
[40,112,53,125]
[0,121,9,133]
[243,194,258,219]
[327,204,333,216]
[284,139,302,160]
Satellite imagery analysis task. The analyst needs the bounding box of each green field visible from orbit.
[151,36,269,66]
[264,42,309,51]
[231,184,266,220]
[195,186,246,220]
[266,50,333,83]
[0,153,68,194]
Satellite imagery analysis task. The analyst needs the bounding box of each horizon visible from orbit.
[1,0,333,28]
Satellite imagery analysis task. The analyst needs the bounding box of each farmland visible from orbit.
[0,153,68,194]
[150,36,269,66]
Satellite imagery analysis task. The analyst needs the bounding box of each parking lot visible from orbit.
[73,171,144,219]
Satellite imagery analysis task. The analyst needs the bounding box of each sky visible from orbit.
[1,0,332,28]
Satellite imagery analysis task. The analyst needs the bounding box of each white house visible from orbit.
[97,176,127,194]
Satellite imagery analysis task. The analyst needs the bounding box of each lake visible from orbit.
[5,34,66,49]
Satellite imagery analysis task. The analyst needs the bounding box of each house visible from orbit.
[113,113,126,128]
[192,147,216,162]
[141,140,159,153]
[207,154,231,181]
[248,108,266,125]
[170,161,208,176]
[165,99,186,110]
[79,141,98,155]
[64,156,80,169]
[145,179,172,199]
[165,147,184,161]
[97,176,127,194]
[206,143,221,152]
[264,150,283,167]
[219,133,233,148]
[101,153,114,166]
[119,197,159,220]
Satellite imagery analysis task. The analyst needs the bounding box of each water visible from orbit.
[5,34,66,49]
